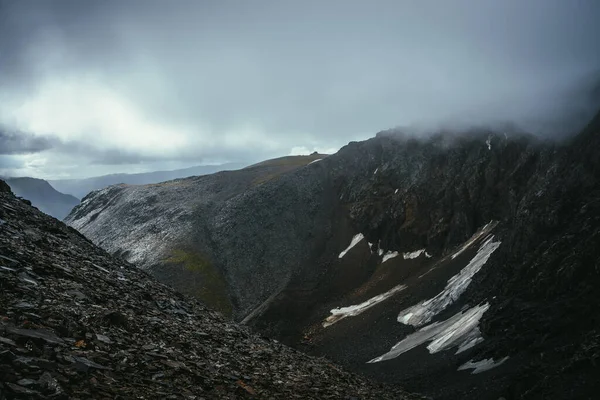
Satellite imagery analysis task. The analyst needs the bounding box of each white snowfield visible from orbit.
[403,249,426,259]
[367,222,503,368]
[382,251,399,263]
[322,284,407,328]
[398,236,501,327]
[451,221,497,259]
[458,356,509,374]
[338,233,365,258]
[381,248,432,263]
[368,303,490,363]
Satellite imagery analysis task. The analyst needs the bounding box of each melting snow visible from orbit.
[374,168,379,175]
[403,249,426,259]
[323,284,407,327]
[368,303,490,363]
[394,189,399,194]
[308,159,323,165]
[451,221,496,260]
[458,356,509,374]
[382,251,399,263]
[338,234,364,258]
[397,236,500,327]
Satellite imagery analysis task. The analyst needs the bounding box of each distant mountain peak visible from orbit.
[2,177,79,220]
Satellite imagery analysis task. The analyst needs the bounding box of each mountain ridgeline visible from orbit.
[66,113,600,399]
[3,177,80,220]
[50,162,247,199]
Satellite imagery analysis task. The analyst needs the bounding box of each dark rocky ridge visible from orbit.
[0,178,421,399]
[65,113,600,399]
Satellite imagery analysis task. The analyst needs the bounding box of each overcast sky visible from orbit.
[1,0,599,179]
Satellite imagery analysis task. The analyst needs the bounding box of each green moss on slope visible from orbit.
[164,250,233,317]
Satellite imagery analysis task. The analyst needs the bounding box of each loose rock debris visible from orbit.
[0,181,423,399]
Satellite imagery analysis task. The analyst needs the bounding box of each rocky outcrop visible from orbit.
[65,113,600,399]
[0,179,421,399]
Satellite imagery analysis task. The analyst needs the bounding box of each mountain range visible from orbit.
[2,177,80,220]
[65,110,600,399]
[50,162,247,199]
[1,163,247,220]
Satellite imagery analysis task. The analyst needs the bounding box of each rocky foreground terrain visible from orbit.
[0,180,422,399]
[65,109,600,400]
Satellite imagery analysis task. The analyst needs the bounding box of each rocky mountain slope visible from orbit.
[65,153,327,316]
[65,114,600,399]
[2,177,79,220]
[0,179,421,399]
[50,163,247,199]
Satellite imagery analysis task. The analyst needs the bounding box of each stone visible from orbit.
[95,334,112,344]
[6,382,40,396]
[6,326,65,345]
[71,356,111,372]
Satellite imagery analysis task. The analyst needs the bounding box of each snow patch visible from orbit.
[397,236,500,326]
[486,136,492,150]
[323,284,407,328]
[394,189,399,194]
[374,168,379,175]
[403,249,426,259]
[451,221,496,259]
[368,303,490,363]
[338,234,364,258]
[382,251,399,263]
[308,159,323,165]
[458,356,509,374]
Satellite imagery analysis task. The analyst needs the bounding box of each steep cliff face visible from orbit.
[0,180,421,399]
[65,116,600,399]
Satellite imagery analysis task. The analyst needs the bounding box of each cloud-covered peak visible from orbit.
[1,0,599,178]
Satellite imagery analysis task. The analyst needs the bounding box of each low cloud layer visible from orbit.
[0,0,599,178]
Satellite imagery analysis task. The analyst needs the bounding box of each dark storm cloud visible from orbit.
[0,130,56,155]
[0,0,599,178]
